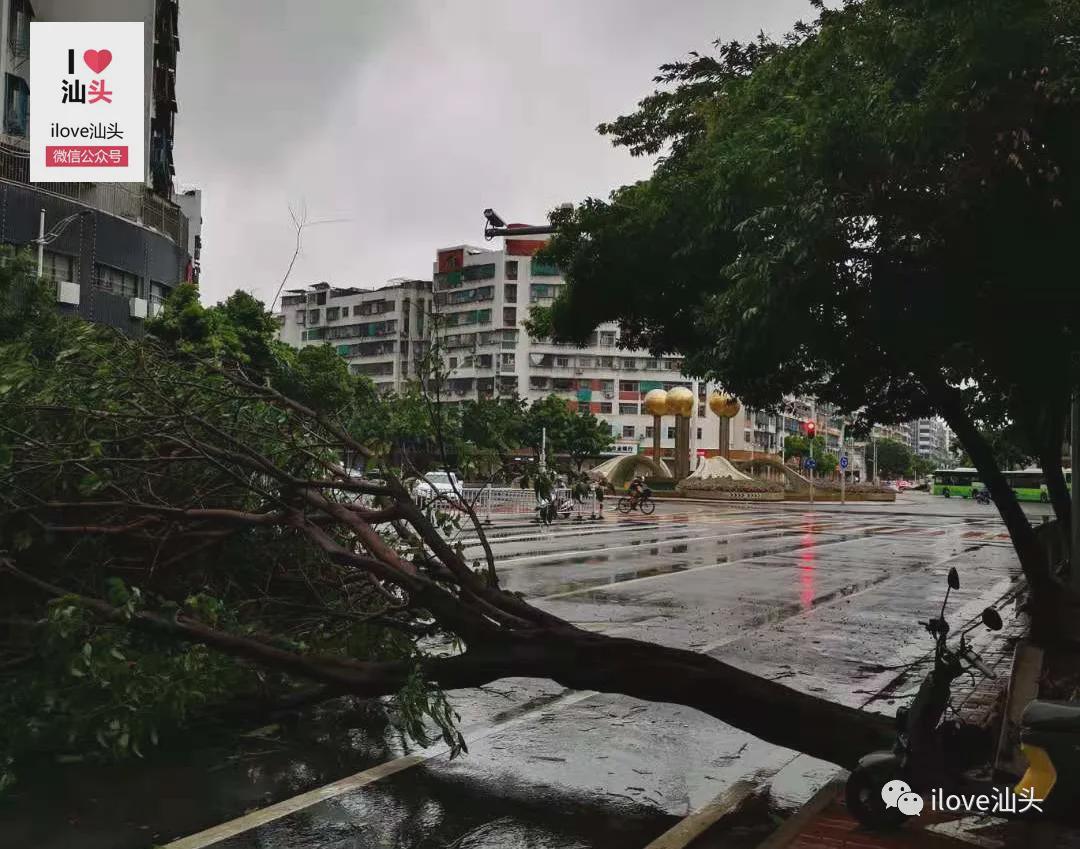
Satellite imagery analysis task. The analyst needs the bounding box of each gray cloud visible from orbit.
[173,0,816,305]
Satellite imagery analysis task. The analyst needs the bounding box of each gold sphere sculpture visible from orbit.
[665,386,695,418]
[643,388,669,417]
[708,392,741,419]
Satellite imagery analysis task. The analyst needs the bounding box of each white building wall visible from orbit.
[278,280,431,394]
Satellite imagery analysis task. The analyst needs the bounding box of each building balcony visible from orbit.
[0,140,188,248]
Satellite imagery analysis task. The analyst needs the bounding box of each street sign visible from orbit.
[840,455,849,470]
[804,457,816,470]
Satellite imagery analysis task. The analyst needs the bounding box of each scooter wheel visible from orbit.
[845,764,908,831]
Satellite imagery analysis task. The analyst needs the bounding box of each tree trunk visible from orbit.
[1036,409,1071,531]
[926,380,1051,599]
[429,629,893,769]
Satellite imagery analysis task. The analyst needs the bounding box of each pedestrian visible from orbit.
[594,481,605,518]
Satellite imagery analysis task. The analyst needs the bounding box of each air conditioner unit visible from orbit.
[129,297,148,319]
[603,392,614,399]
[55,280,79,306]
[148,300,162,318]
[574,369,584,375]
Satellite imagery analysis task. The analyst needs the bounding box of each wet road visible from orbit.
[5,494,1030,849]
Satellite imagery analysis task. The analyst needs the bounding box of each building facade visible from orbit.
[431,233,726,457]
[912,417,950,463]
[0,0,197,335]
[278,280,432,394]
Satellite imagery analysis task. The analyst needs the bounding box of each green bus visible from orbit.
[932,468,1072,502]
[931,468,980,498]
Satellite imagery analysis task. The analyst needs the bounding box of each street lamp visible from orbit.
[35,208,91,278]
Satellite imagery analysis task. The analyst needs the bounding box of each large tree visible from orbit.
[536,0,1080,623]
[0,263,888,789]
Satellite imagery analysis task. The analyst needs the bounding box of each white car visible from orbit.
[413,471,463,503]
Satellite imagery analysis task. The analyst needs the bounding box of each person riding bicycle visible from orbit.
[628,474,648,506]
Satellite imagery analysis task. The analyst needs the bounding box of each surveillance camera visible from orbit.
[483,208,506,228]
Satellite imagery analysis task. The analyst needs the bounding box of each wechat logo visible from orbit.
[881,780,924,816]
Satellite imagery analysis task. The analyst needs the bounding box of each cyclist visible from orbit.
[628,474,647,507]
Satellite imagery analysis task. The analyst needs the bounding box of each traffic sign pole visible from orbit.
[809,438,814,508]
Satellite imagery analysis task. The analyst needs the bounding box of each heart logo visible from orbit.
[83,49,112,75]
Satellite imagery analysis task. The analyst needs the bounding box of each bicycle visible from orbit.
[616,492,655,515]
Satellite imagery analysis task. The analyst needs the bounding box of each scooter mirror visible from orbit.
[981,607,1003,631]
[948,568,960,590]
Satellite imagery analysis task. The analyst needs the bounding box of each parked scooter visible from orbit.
[846,567,1080,829]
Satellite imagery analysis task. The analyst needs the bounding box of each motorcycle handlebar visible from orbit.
[962,647,996,679]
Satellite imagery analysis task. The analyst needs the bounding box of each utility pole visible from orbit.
[809,435,814,508]
[1072,395,1079,589]
[840,422,846,506]
[540,426,547,475]
[873,436,879,487]
[36,208,45,278]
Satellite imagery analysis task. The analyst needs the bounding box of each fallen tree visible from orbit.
[0,263,889,789]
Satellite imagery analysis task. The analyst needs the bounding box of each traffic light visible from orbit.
[805,420,816,438]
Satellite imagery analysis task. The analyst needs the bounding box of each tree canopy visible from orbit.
[536,0,1080,602]
[868,439,915,480]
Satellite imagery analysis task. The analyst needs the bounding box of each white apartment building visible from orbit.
[913,417,950,462]
[431,233,725,457]
[278,280,432,393]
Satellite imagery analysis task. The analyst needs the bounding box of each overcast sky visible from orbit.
[174,0,815,306]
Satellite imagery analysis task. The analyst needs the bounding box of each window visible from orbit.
[326,306,340,322]
[295,310,306,326]
[622,358,636,370]
[598,403,612,414]
[599,356,614,368]
[501,353,515,368]
[556,356,570,368]
[645,426,654,438]
[599,331,616,347]
[505,260,518,280]
[416,299,425,336]
[622,425,635,438]
[41,251,76,284]
[94,265,140,297]
[341,306,349,317]
[449,357,458,369]
[149,281,170,307]
[619,404,638,415]
[503,307,517,325]
[620,381,638,392]
[504,284,517,303]
[577,357,593,368]
[308,309,320,325]
[667,427,676,439]
[4,73,29,136]
[697,428,703,440]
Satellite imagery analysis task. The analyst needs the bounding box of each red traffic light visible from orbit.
[805,421,816,437]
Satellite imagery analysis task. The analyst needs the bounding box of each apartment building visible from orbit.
[278,280,432,393]
[431,232,726,456]
[0,0,198,334]
[913,417,951,462]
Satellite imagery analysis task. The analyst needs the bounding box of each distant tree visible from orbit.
[913,456,937,480]
[536,0,1080,622]
[951,426,1036,472]
[783,434,836,474]
[867,440,914,481]
[522,395,612,471]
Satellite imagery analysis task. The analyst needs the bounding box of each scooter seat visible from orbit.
[1022,699,1080,731]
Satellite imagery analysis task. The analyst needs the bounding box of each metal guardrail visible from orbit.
[438,487,600,523]
[0,141,188,248]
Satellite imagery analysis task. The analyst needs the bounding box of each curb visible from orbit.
[641,779,758,849]
[752,777,846,849]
